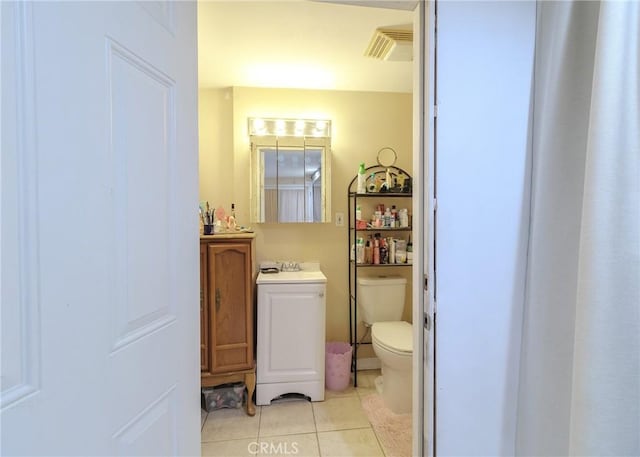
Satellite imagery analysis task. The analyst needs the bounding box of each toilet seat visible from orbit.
[371,321,412,356]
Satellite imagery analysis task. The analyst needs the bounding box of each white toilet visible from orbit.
[357,276,412,414]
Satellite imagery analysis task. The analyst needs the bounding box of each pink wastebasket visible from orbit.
[325,342,353,391]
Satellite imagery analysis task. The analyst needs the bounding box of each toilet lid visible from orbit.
[372,321,412,354]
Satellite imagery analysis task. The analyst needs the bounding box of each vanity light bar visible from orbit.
[248,118,331,138]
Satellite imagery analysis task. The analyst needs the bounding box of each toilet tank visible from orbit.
[357,276,407,324]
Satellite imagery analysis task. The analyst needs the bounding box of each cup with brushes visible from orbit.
[200,202,214,234]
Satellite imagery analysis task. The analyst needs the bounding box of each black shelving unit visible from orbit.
[347,165,412,387]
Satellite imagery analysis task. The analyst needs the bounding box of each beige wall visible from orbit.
[199,86,413,359]
[198,88,234,210]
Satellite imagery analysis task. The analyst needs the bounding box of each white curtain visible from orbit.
[517,1,639,455]
[278,189,305,223]
[264,189,278,223]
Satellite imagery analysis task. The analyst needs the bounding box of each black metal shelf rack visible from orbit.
[347,165,412,387]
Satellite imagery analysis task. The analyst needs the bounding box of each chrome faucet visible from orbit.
[281,261,301,272]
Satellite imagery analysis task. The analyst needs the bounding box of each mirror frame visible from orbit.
[250,135,331,223]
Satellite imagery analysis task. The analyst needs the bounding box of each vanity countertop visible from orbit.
[200,232,255,240]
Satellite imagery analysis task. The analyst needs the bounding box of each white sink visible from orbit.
[256,262,326,284]
[256,269,326,284]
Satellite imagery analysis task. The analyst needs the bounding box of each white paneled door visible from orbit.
[1,2,200,455]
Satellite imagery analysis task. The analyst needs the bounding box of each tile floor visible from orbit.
[201,370,400,457]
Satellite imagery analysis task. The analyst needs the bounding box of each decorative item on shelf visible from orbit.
[376,147,397,168]
[378,167,394,192]
[214,206,226,233]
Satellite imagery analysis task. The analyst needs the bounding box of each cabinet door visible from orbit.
[257,283,326,383]
[200,243,209,372]
[208,242,253,373]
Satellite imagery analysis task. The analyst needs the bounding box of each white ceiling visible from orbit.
[197,1,416,93]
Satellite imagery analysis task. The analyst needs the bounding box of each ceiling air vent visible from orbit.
[364,26,413,61]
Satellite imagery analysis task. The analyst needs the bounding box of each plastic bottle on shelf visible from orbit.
[388,237,396,264]
[395,239,407,263]
[380,238,388,264]
[399,208,409,228]
[374,211,382,227]
[367,173,377,193]
[391,206,398,227]
[407,235,413,264]
[356,237,365,264]
[365,236,372,264]
[355,205,362,221]
[384,208,391,227]
[357,163,366,194]
[373,236,380,265]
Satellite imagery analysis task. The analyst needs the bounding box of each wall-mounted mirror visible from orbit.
[250,133,331,223]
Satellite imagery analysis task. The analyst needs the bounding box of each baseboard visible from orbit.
[357,357,381,370]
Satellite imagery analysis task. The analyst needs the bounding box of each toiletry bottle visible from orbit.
[367,173,377,193]
[407,235,413,264]
[373,235,380,265]
[384,208,391,227]
[356,237,365,264]
[365,236,372,264]
[391,205,398,227]
[389,237,396,264]
[355,205,362,221]
[374,210,382,227]
[357,163,366,194]
[400,208,409,228]
[228,203,237,230]
[380,238,388,264]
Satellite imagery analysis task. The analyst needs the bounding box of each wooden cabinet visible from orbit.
[200,235,256,416]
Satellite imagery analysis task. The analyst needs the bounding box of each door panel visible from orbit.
[209,243,253,372]
[201,244,210,372]
[435,2,535,455]
[257,284,325,384]
[1,2,199,455]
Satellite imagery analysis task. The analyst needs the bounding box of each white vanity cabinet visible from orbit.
[256,270,327,405]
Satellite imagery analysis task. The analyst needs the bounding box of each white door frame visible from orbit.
[413,0,436,455]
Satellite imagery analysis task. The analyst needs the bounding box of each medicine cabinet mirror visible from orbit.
[250,135,331,223]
